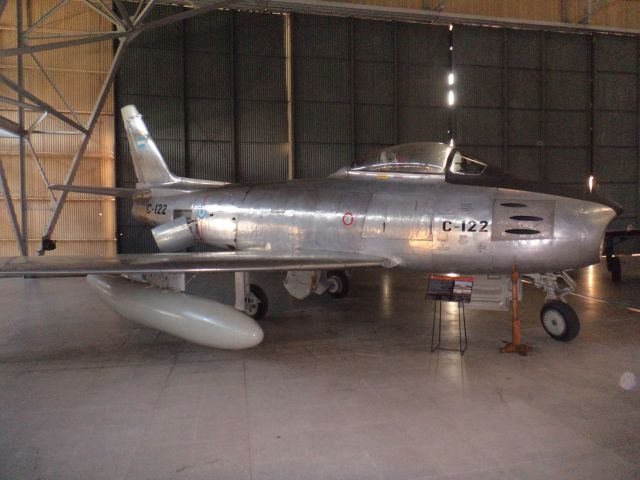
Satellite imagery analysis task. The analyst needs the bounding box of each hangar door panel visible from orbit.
[363,195,432,240]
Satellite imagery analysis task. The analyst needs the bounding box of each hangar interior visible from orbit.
[114,5,640,253]
[1,1,640,479]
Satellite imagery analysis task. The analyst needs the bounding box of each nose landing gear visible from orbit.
[526,272,580,342]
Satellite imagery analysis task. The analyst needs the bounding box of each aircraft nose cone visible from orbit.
[587,191,623,216]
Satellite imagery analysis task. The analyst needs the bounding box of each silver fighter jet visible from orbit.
[0,105,621,349]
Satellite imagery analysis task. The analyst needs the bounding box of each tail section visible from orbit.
[121,105,229,190]
[121,105,178,187]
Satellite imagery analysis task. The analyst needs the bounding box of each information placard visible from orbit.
[426,275,473,303]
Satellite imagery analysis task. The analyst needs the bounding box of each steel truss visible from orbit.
[0,0,237,255]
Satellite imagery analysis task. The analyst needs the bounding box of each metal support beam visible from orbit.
[82,0,127,29]
[136,0,236,31]
[0,160,26,256]
[233,0,640,36]
[0,0,246,255]
[0,74,89,134]
[113,0,134,29]
[502,29,509,172]
[561,0,569,23]
[285,13,295,180]
[0,31,128,58]
[25,137,57,203]
[0,115,23,136]
[24,0,68,35]
[17,0,27,256]
[589,34,596,178]
[29,53,81,124]
[134,0,158,26]
[636,36,640,228]
[40,38,131,248]
[393,21,398,145]
[230,11,239,182]
[448,24,455,144]
[349,17,355,165]
[0,95,41,111]
[540,31,547,183]
[577,0,611,25]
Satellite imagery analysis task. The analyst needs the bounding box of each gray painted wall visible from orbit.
[114,7,639,253]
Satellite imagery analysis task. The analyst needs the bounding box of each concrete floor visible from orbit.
[1,260,640,479]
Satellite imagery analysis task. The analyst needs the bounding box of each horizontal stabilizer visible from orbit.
[0,251,394,277]
[49,185,149,197]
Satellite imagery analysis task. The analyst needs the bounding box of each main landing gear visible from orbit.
[235,272,268,320]
[245,284,268,320]
[326,270,349,299]
[526,272,580,342]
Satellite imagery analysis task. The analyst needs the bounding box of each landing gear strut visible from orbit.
[235,272,268,320]
[525,272,580,342]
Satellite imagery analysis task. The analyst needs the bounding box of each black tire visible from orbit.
[326,270,349,299]
[610,257,622,284]
[540,300,580,342]
[245,284,268,320]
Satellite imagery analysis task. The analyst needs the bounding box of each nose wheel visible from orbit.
[525,272,581,342]
[540,300,580,342]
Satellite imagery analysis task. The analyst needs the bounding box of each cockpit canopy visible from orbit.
[349,142,487,176]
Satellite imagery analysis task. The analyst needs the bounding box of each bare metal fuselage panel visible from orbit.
[130,172,615,275]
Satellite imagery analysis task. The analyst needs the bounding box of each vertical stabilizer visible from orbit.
[121,105,178,186]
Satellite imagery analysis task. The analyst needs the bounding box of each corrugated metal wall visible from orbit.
[454,25,638,230]
[0,0,115,256]
[116,4,185,253]
[293,15,353,178]
[114,8,639,252]
[593,34,639,229]
[115,8,286,252]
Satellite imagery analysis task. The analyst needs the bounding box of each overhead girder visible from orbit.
[0,0,241,255]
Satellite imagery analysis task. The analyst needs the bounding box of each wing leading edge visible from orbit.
[0,251,393,277]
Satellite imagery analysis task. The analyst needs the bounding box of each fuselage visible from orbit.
[132,170,617,275]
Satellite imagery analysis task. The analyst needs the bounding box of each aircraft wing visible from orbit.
[0,251,394,277]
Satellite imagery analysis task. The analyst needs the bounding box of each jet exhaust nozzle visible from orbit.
[87,274,264,350]
[151,216,198,252]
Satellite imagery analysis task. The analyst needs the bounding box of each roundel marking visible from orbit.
[342,211,355,226]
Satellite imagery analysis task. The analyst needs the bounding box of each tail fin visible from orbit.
[121,105,178,187]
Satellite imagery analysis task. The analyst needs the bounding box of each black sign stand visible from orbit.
[430,300,468,355]
[426,275,471,356]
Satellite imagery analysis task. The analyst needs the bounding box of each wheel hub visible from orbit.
[327,277,340,294]
[543,309,567,336]
[245,294,260,316]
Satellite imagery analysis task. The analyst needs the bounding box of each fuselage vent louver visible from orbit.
[500,202,527,208]
[505,228,540,235]
[510,215,543,222]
